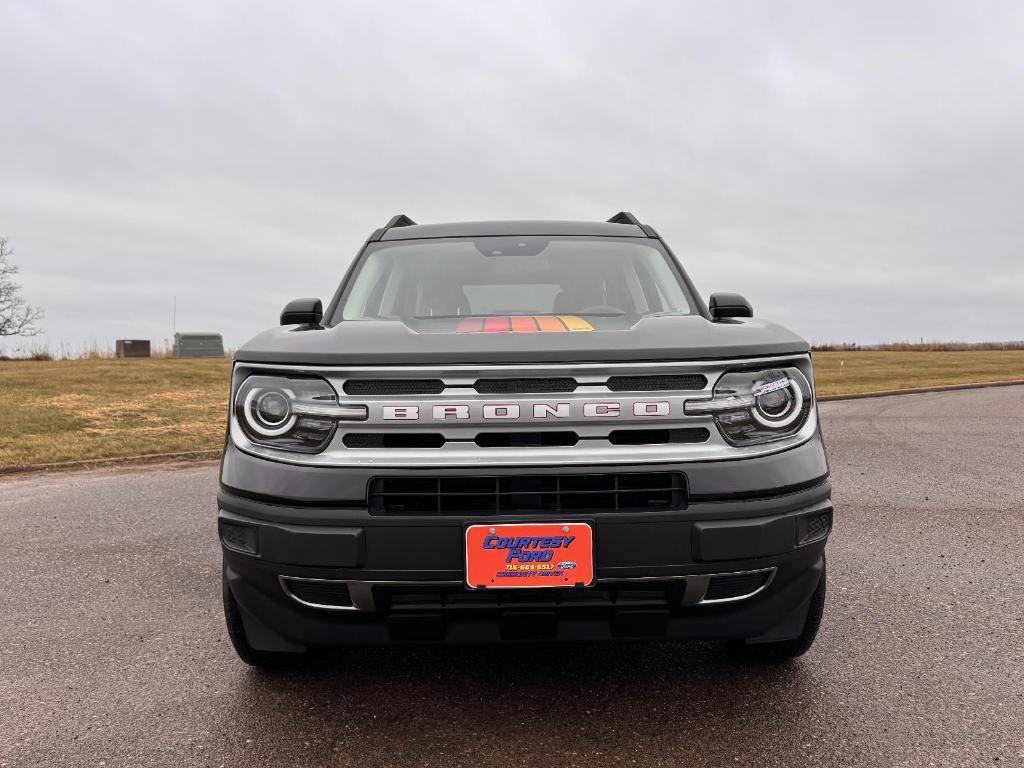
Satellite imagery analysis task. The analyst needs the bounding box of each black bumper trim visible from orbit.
[224,551,825,648]
[219,436,829,505]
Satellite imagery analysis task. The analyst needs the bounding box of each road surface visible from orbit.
[1,387,1022,767]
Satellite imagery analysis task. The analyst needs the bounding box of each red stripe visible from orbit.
[457,318,484,333]
[483,316,511,333]
[510,316,538,333]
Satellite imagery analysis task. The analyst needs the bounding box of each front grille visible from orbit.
[236,359,817,468]
[475,377,577,394]
[343,379,445,395]
[378,584,680,612]
[368,472,686,515]
[284,579,353,608]
[344,431,704,449]
[606,374,707,392]
[607,428,710,445]
[703,571,771,601]
[219,522,258,554]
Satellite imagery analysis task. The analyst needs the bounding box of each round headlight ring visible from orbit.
[243,386,297,436]
[750,374,804,429]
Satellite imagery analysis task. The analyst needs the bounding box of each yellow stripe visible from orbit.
[558,315,594,332]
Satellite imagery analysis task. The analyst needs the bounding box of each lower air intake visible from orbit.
[798,511,833,545]
[220,522,258,555]
[283,579,353,609]
[702,571,772,602]
[369,472,687,515]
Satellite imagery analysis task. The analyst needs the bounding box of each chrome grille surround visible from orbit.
[229,356,817,467]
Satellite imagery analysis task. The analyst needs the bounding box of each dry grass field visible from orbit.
[813,350,1024,395]
[2,358,231,468]
[3,351,1024,469]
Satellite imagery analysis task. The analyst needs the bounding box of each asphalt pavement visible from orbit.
[1,387,1022,767]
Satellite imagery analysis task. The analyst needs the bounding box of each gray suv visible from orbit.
[219,212,831,667]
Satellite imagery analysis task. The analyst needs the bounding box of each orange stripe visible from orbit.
[483,316,511,333]
[558,315,594,332]
[457,318,484,333]
[535,315,567,332]
[510,316,538,333]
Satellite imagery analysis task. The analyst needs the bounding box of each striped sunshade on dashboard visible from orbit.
[456,315,594,333]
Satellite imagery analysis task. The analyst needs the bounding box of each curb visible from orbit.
[0,449,221,477]
[818,378,1024,402]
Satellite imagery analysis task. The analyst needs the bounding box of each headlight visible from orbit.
[234,375,366,453]
[685,367,812,445]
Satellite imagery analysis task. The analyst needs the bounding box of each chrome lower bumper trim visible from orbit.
[279,568,777,612]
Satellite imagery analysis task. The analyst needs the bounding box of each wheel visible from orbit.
[726,558,827,663]
[223,576,305,669]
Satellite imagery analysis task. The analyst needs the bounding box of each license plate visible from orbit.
[465,522,594,589]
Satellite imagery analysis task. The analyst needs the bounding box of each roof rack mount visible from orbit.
[385,214,416,228]
[607,211,641,226]
[368,213,417,242]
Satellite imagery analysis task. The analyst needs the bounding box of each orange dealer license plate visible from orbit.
[465,522,595,589]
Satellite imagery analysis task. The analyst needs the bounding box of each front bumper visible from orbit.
[218,438,832,650]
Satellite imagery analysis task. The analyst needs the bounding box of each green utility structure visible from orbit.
[173,332,225,358]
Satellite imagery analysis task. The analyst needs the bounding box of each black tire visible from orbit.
[223,576,305,669]
[727,558,826,664]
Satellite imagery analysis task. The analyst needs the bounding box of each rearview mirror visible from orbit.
[280,298,323,326]
[709,292,753,320]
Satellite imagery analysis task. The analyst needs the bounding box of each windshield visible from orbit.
[335,236,694,324]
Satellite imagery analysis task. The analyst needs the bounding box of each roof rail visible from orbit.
[607,211,659,238]
[607,211,641,226]
[384,214,417,228]
[368,214,417,242]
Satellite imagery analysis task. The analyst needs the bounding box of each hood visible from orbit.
[233,314,809,366]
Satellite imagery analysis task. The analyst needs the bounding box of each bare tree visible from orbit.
[0,237,44,337]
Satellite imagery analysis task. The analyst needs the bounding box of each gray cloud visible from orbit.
[2,0,1023,352]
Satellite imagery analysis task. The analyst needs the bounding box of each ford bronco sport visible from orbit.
[219,212,831,667]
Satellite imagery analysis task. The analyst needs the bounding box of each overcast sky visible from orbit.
[2,1,1023,353]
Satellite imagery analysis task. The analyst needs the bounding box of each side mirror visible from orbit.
[709,292,753,320]
[280,298,323,326]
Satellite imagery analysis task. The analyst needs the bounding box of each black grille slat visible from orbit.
[474,377,577,394]
[381,585,677,612]
[607,428,710,445]
[369,472,686,515]
[606,374,707,392]
[343,379,445,395]
[343,433,445,448]
[474,431,579,448]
